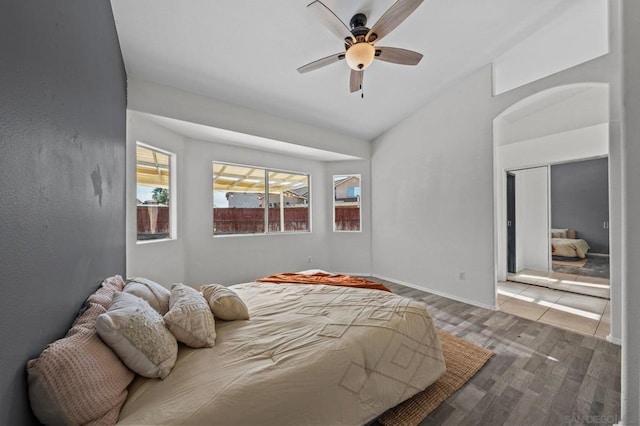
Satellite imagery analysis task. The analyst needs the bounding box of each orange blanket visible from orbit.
[256,272,391,292]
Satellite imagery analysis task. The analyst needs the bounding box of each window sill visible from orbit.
[212,231,311,239]
[136,237,176,245]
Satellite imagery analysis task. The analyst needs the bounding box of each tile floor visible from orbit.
[497,280,610,339]
[507,268,610,299]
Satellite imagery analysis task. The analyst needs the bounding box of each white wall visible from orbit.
[515,167,550,272]
[493,0,609,94]
[126,79,375,287]
[181,138,331,285]
[495,86,609,146]
[127,112,376,287]
[127,78,371,160]
[499,123,609,168]
[126,112,186,287]
[621,0,640,422]
[127,116,335,285]
[372,66,497,309]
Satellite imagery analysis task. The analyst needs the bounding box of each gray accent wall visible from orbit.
[550,158,609,254]
[0,1,126,424]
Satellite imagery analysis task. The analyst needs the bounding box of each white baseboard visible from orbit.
[607,334,622,345]
[372,274,499,311]
[335,272,372,277]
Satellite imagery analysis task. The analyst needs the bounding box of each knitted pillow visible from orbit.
[96,292,178,379]
[201,284,250,321]
[124,277,171,315]
[27,302,135,425]
[87,275,126,309]
[164,284,216,348]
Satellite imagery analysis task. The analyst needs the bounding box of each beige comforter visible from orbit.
[117,282,445,425]
[552,237,590,258]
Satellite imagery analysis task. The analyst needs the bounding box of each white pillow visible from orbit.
[164,284,216,348]
[96,292,178,379]
[297,269,331,275]
[201,284,250,321]
[551,228,568,238]
[124,277,171,315]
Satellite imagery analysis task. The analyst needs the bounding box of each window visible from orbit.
[213,163,310,235]
[136,143,174,241]
[333,174,361,232]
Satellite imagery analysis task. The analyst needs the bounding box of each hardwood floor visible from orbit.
[377,279,621,426]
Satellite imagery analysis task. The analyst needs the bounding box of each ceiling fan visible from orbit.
[297,0,424,95]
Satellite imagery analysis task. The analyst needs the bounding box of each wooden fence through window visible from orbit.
[334,206,360,231]
[136,205,170,240]
[213,207,309,234]
[137,206,361,235]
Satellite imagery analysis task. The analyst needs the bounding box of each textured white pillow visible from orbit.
[201,284,250,321]
[96,292,178,379]
[124,277,171,315]
[164,284,216,348]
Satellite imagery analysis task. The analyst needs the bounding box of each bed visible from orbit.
[551,228,590,258]
[552,238,590,258]
[27,274,446,426]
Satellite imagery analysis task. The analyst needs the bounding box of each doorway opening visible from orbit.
[494,83,611,338]
[506,160,610,299]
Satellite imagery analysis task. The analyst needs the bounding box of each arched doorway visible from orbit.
[493,83,612,337]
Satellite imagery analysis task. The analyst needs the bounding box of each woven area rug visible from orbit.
[378,330,494,426]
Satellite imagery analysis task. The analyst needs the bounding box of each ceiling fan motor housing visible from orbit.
[351,13,373,39]
[349,13,368,30]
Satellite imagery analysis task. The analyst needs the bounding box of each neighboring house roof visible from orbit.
[287,186,309,199]
[334,176,360,188]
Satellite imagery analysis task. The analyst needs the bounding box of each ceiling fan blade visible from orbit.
[375,47,423,65]
[307,1,355,43]
[297,52,345,74]
[366,0,424,43]
[350,69,363,93]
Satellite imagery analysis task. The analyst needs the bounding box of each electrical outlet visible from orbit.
[307,256,312,263]
[458,272,466,280]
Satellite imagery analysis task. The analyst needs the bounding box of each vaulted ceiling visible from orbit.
[110,0,580,141]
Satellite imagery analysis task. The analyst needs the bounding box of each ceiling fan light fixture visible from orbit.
[345,43,375,71]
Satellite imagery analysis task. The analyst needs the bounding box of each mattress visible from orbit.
[117,282,445,425]
[552,237,590,258]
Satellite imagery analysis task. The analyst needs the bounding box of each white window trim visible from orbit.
[212,161,312,237]
[333,174,362,233]
[135,142,177,244]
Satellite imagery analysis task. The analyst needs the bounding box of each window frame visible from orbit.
[333,174,362,233]
[135,142,177,244]
[212,161,311,237]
